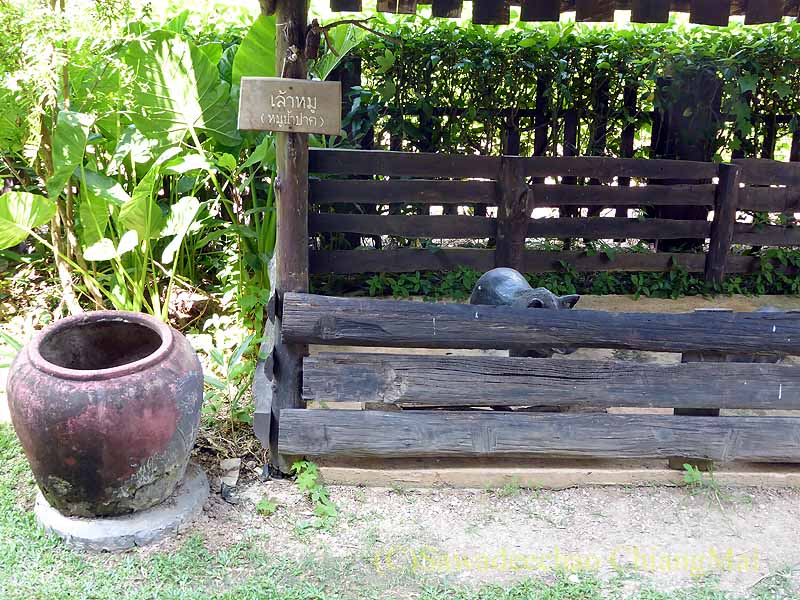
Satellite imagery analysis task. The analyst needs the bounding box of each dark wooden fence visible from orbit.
[328,0,800,26]
[309,148,800,282]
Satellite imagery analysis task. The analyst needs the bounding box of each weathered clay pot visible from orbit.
[8,311,203,517]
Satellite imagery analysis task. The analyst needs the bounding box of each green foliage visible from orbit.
[291,460,338,530]
[231,14,276,87]
[254,497,277,516]
[316,248,800,300]
[0,192,56,250]
[352,18,800,159]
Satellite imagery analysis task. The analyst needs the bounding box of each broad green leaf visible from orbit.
[311,25,366,81]
[78,169,130,248]
[119,164,164,240]
[232,15,276,88]
[162,196,200,264]
[83,230,139,261]
[108,125,158,175]
[162,153,216,175]
[123,31,242,152]
[0,192,57,250]
[47,111,95,198]
[199,42,223,67]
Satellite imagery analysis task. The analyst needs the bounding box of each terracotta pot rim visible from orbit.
[28,310,174,381]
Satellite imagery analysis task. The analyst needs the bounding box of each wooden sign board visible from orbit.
[238,77,342,136]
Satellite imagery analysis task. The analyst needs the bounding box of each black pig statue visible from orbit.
[469,267,580,359]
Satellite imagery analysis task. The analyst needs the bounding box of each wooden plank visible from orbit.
[309,214,709,240]
[734,158,800,186]
[531,184,716,207]
[266,0,309,474]
[281,292,800,354]
[303,353,800,410]
[317,458,800,489]
[739,187,800,213]
[309,149,500,179]
[330,0,362,11]
[526,217,711,240]
[520,0,561,20]
[377,0,417,13]
[520,156,718,180]
[309,179,497,205]
[431,0,463,17]
[309,214,496,238]
[472,0,511,23]
[631,0,670,22]
[734,224,800,246]
[495,156,530,271]
[279,410,800,462]
[576,0,615,21]
[745,0,784,23]
[689,0,731,25]
[308,249,761,274]
[705,164,741,285]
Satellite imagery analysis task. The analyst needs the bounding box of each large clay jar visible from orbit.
[8,311,203,517]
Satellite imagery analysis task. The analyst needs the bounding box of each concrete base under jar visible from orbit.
[34,463,208,552]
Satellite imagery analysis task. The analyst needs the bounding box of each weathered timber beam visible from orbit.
[281,293,800,354]
[278,410,800,462]
[303,353,800,410]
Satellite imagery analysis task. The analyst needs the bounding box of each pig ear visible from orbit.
[527,298,545,308]
[560,294,580,308]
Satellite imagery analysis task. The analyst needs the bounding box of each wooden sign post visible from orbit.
[238,77,342,136]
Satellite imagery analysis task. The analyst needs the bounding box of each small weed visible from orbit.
[494,480,523,498]
[292,460,338,531]
[682,463,731,508]
[254,497,277,517]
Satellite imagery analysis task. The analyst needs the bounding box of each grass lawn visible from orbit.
[1,424,798,600]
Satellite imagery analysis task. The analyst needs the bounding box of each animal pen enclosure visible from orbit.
[255,0,800,483]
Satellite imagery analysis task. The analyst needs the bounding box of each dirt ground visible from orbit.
[4,294,800,596]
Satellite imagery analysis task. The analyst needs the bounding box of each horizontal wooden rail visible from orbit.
[308,149,722,182]
[310,215,711,240]
[304,353,800,410]
[531,184,716,207]
[734,224,800,246]
[281,293,800,353]
[310,179,497,205]
[520,156,719,180]
[309,148,500,179]
[739,187,800,213]
[309,249,762,274]
[279,410,800,462]
[309,214,496,238]
[734,158,800,186]
[527,218,710,240]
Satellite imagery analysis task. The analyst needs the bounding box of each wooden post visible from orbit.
[261,0,309,474]
[704,163,740,286]
[495,157,529,272]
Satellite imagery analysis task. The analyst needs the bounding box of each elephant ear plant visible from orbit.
[0,2,362,325]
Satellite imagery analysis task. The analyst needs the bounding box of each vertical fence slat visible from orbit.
[377,0,418,13]
[617,83,638,220]
[704,163,740,285]
[472,0,511,24]
[576,0,615,21]
[431,0,463,17]
[561,110,580,249]
[330,0,362,10]
[495,157,529,272]
[689,0,731,26]
[631,0,670,22]
[745,0,784,24]
[520,0,561,20]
